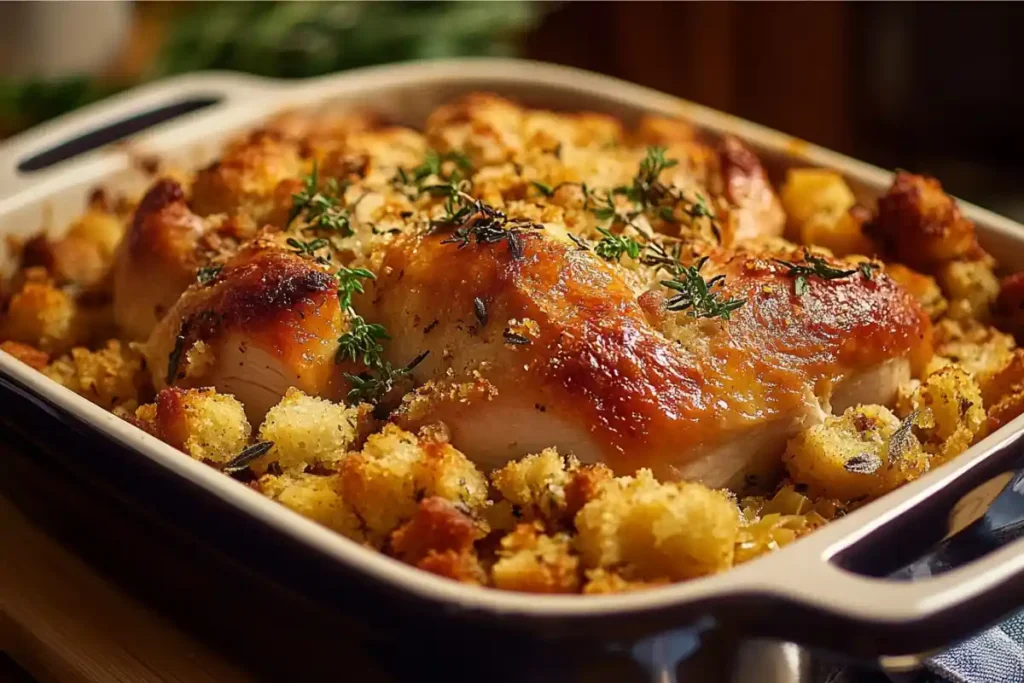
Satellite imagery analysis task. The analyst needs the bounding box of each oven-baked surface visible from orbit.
[1,92,1021,593]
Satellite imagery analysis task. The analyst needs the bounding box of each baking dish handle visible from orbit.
[0,71,280,196]
[743,465,1024,658]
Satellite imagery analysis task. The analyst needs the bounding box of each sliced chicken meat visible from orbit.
[143,241,350,423]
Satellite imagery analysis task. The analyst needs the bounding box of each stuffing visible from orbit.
[134,387,251,464]
[65,201,127,259]
[490,522,581,594]
[582,569,669,595]
[932,318,1015,386]
[257,471,364,543]
[487,454,614,533]
[491,448,572,525]
[886,263,948,320]
[798,206,876,259]
[18,198,125,289]
[783,405,929,500]
[43,340,149,410]
[390,496,486,584]
[20,233,109,289]
[980,350,1024,430]
[896,365,986,461]
[0,340,49,370]
[339,424,488,541]
[867,172,982,271]
[563,462,615,519]
[734,487,837,563]
[1,267,86,354]
[189,129,306,226]
[780,168,856,235]
[779,169,874,256]
[937,258,1000,323]
[256,388,365,474]
[574,469,738,581]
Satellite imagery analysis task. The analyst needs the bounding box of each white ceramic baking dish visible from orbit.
[1,59,1023,668]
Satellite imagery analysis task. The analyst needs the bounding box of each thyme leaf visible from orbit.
[435,190,542,260]
[223,441,274,475]
[166,333,185,385]
[344,351,429,405]
[593,226,642,262]
[503,329,531,346]
[774,250,864,296]
[473,297,488,327]
[888,409,919,463]
[287,237,330,262]
[289,162,353,236]
[531,180,554,197]
[844,452,882,475]
[659,255,746,320]
[568,233,590,251]
[335,316,390,366]
[335,265,375,311]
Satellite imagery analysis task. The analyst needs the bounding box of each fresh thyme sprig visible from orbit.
[393,149,471,198]
[434,189,542,261]
[335,265,375,310]
[625,145,678,210]
[593,226,642,262]
[660,255,746,320]
[223,441,274,475]
[288,162,354,236]
[774,249,874,296]
[531,180,555,197]
[344,351,429,404]
[335,316,390,366]
[286,237,331,266]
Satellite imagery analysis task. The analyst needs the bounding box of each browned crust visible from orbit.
[373,230,931,473]
[0,340,49,369]
[867,172,983,271]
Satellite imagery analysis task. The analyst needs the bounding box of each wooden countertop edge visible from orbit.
[0,496,252,683]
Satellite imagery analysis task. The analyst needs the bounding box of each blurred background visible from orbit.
[0,1,1022,220]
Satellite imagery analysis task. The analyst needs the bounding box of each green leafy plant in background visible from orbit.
[0,0,544,134]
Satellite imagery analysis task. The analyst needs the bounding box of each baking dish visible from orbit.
[1,58,1023,668]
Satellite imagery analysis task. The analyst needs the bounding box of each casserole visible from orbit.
[1,59,1024,670]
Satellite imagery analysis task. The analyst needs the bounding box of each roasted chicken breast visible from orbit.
[143,240,350,422]
[371,228,930,487]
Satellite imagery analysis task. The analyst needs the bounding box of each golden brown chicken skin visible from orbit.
[144,241,350,422]
[370,228,930,487]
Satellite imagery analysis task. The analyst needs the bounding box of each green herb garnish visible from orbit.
[335,265,375,310]
[286,237,331,265]
[166,333,186,385]
[435,190,541,260]
[288,162,353,236]
[531,180,554,197]
[660,255,746,320]
[888,409,919,462]
[335,317,390,366]
[223,441,274,475]
[593,226,642,262]
[774,250,867,296]
[844,452,882,475]
[568,233,590,251]
[344,351,429,404]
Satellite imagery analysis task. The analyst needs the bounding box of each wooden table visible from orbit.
[1,496,250,683]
